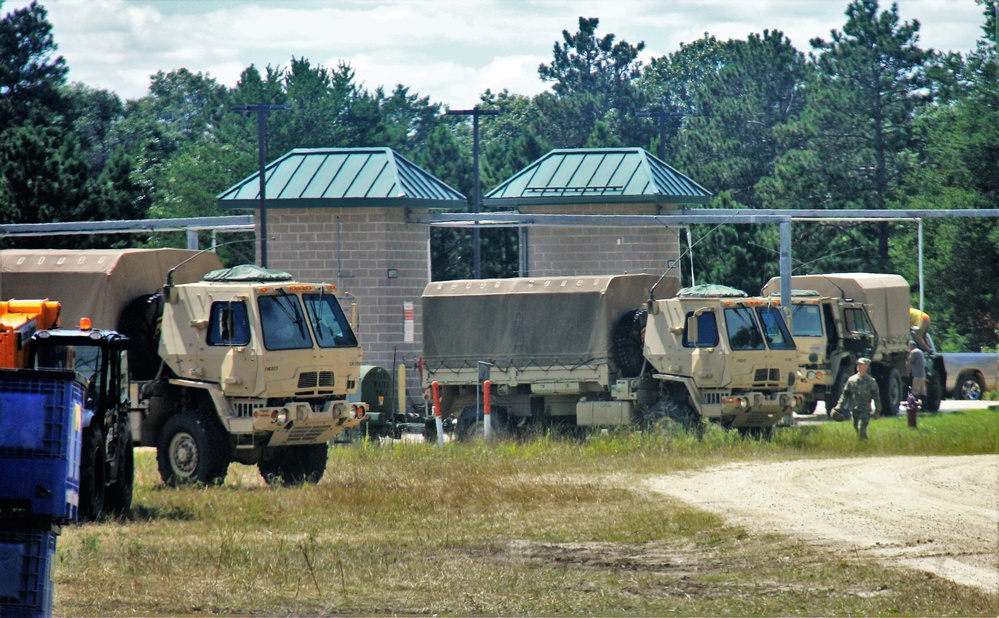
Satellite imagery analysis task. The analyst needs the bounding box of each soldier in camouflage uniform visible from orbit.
[830,357,882,439]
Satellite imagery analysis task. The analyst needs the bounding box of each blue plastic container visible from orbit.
[0,369,83,523]
[0,527,58,617]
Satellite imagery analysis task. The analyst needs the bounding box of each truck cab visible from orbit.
[643,285,802,430]
[784,292,878,413]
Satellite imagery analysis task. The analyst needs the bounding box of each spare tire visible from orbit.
[613,309,648,378]
[117,293,164,380]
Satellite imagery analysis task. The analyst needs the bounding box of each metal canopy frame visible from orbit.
[408,208,999,319]
[4,208,999,318]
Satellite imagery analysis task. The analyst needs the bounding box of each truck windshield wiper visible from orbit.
[276,288,307,338]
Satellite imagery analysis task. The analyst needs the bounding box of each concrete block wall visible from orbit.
[263,207,429,406]
[521,203,682,277]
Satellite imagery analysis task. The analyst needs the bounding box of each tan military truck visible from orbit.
[0,249,367,486]
[761,273,941,414]
[421,275,802,438]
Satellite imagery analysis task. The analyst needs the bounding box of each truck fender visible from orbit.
[167,378,235,431]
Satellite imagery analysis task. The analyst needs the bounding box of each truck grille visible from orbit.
[298,371,334,389]
[231,400,265,418]
[287,425,330,443]
[700,391,731,405]
[754,368,780,385]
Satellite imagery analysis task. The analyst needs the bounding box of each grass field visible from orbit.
[53,409,997,616]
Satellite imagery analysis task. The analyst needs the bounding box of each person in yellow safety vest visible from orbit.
[910,307,934,353]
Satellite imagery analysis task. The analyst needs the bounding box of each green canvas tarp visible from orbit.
[0,249,223,329]
[422,274,679,372]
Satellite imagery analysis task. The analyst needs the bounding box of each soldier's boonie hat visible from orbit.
[857,357,871,365]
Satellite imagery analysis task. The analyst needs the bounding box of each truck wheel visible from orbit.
[259,444,328,486]
[800,401,817,415]
[105,434,134,517]
[613,309,648,378]
[456,405,509,442]
[924,372,944,412]
[79,425,107,522]
[643,390,703,437]
[958,374,984,401]
[157,412,230,486]
[825,370,850,415]
[879,368,903,417]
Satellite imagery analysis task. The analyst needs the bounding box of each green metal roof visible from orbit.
[484,148,712,207]
[218,147,466,210]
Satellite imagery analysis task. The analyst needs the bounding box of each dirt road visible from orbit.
[646,454,998,593]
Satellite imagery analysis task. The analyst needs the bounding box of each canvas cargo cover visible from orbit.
[762,273,911,344]
[422,274,679,372]
[0,249,223,329]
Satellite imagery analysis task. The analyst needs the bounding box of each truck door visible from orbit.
[842,305,877,358]
[208,300,255,396]
[684,309,723,388]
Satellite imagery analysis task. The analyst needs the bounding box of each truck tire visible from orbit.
[258,444,328,486]
[105,433,134,516]
[878,367,903,417]
[117,294,164,381]
[613,309,648,378]
[456,405,509,442]
[957,374,984,401]
[157,412,230,486]
[79,425,107,521]
[825,369,850,415]
[643,388,703,437]
[800,400,818,415]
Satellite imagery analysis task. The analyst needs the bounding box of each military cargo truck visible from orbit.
[421,275,802,438]
[761,273,942,415]
[0,249,368,486]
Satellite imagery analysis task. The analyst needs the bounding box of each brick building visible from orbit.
[484,148,711,277]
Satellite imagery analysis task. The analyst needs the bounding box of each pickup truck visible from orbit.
[937,352,999,400]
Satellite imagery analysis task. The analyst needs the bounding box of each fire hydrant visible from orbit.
[905,394,919,428]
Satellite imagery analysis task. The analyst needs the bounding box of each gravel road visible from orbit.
[647,454,999,593]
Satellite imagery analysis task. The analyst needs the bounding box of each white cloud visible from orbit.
[2,0,986,104]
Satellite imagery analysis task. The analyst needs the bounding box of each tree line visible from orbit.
[0,0,996,351]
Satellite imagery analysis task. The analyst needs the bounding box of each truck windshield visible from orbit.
[303,293,358,348]
[791,304,823,337]
[725,307,765,350]
[34,342,103,409]
[756,307,796,350]
[258,294,312,350]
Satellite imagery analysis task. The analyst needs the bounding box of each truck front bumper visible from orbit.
[700,391,803,428]
[252,400,367,446]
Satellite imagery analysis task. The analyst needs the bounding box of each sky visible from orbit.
[2,0,990,108]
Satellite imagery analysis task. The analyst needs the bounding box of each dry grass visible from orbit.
[53,409,998,616]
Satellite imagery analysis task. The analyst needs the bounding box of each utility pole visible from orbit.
[446,108,502,279]
[231,103,291,268]
[636,108,685,160]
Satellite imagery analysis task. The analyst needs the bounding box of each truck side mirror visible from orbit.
[686,314,699,344]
